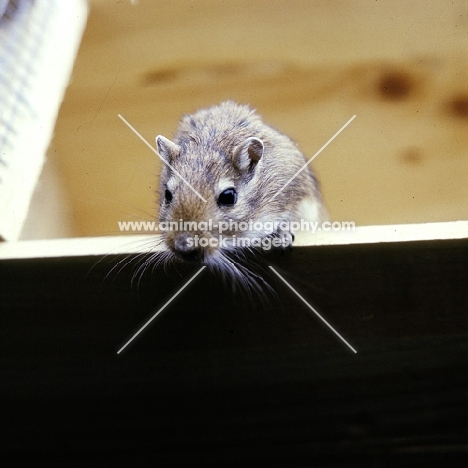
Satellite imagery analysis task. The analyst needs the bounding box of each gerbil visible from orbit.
[155,101,326,287]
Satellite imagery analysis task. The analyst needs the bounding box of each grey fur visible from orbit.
[156,101,326,284]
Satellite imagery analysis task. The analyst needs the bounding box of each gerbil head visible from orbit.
[154,101,320,291]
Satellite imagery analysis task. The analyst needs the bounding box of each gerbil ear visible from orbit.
[232,137,264,172]
[156,135,180,163]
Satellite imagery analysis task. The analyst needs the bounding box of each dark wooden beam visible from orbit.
[1,223,467,466]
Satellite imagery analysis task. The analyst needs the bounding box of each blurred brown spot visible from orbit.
[378,72,413,100]
[401,147,423,165]
[447,95,468,119]
[143,68,179,85]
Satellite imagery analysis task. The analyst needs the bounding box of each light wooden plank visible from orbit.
[2,221,468,260]
[46,0,468,237]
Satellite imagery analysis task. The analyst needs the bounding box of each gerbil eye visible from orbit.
[218,188,237,206]
[164,189,173,204]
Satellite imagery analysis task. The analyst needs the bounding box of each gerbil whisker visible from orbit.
[90,235,165,292]
[211,248,277,302]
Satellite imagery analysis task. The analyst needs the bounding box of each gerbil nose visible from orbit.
[173,232,202,262]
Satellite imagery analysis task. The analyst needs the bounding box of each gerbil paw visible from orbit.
[278,231,294,254]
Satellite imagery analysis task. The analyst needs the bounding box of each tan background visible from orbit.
[28,0,468,238]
